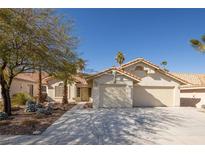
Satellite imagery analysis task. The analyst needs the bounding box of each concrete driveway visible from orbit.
[1,107,205,144]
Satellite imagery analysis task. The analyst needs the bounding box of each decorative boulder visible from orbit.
[0,112,8,121]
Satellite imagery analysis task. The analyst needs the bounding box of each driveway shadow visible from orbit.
[0,108,190,145]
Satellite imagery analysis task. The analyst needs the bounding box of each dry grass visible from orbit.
[0,120,11,126]
[21,119,40,128]
[11,106,22,111]
[34,114,47,119]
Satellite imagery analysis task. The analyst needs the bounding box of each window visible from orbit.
[135,66,144,71]
[88,88,92,97]
[77,87,81,97]
[42,86,47,93]
[55,85,63,97]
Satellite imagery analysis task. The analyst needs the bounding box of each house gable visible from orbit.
[121,58,189,85]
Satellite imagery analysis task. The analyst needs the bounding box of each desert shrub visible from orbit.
[12,93,32,106]
[36,105,53,115]
[0,112,8,121]
[0,120,11,126]
[21,119,40,128]
[25,100,38,112]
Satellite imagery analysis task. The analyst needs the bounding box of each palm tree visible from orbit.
[115,51,125,66]
[160,61,168,70]
[54,58,85,104]
[76,58,86,72]
[190,35,205,52]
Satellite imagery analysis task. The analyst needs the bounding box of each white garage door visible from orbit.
[100,85,131,108]
[133,86,174,107]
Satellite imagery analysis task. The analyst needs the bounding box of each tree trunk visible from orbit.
[0,74,11,116]
[37,67,43,104]
[62,79,68,104]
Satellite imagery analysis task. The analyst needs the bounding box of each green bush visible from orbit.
[12,93,32,106]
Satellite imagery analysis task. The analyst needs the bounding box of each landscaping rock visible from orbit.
[0,112,8,121]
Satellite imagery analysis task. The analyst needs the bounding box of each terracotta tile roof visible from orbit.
[86,67,141,82]
[171,72,205,85]
[42,75,88,85]
[15,72,48,83]
[74,76,88,85]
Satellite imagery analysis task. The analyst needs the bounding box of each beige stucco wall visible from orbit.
[92,73,134,108]
[124,62,181,106]
[0,79,37,100]
[10,79,38,97]
[46,79,77,103]
[180,89,205,99]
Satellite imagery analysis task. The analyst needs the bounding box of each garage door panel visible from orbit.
[133,86,174,107]
[100,85,131,108]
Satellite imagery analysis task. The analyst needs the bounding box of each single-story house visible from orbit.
[42,75,91,103]
[86,58,189,108]
[2,58,205,109]
[0,72,48,100]
[171,73,205,108]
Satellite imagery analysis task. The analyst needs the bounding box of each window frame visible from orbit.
[55,85,64,98]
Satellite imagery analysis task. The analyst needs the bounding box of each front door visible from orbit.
[81,87,89,101]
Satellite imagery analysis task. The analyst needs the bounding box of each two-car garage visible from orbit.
[99,84,175,108]
[88,59,187,109]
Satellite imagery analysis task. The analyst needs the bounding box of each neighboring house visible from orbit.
[172,73,205,108]
[86,58,189,109]
[0,72,48,100]
[42,75,91,103]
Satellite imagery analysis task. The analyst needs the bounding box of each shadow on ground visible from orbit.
[0,107,193,145]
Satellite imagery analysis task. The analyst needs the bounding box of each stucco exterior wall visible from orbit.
[91,62,182,108]
[125,62,181,107]
[180,89,205,99]
[46,79,77,103]
[124,63,181,87]
[92,73,134,109]
[10,79,38,96]
[0,79,37,101]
